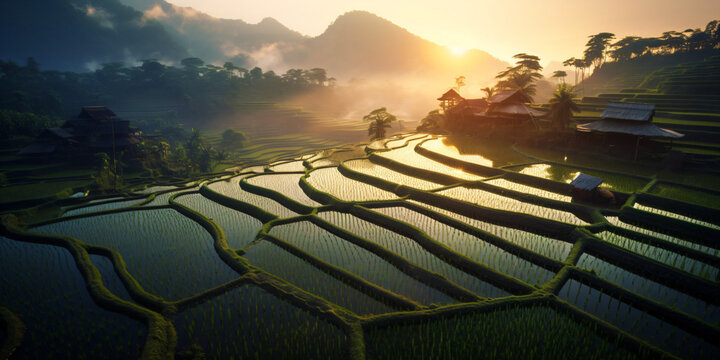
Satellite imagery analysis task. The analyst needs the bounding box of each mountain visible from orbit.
[118,0,306,67]
[0,0,187,71]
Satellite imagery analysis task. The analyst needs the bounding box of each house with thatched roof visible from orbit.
[576,102,683,159]
[19,106,141,157]
[437,89,464,111]
[443,89,546,130]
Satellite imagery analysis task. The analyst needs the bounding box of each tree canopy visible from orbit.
[364,107,397,140]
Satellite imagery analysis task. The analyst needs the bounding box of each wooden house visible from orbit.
[444,89,545,130]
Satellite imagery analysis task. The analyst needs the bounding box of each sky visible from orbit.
[166,0,720,65]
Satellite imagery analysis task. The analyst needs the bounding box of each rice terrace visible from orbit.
[2,1,720,359]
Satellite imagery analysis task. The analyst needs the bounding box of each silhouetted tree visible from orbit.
[454,76,466,93]
[364,107,396,140]
[548,83,579,131]
[552,71,567,84]
[416,109,445,133]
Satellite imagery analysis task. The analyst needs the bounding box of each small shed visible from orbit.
[577,102,683,160]
[569,173,615,204]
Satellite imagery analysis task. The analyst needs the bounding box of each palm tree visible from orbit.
[481,86,495,99]
[548,83,579,131]
[364,107,397,140]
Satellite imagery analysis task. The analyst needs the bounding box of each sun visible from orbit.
[449,46,468,56]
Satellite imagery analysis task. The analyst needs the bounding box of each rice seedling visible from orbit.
[317,211,510,298]
[88,254,135,303]
[595,230,719,281]
[306,167,399,202]
[354,205,556,286]
[0,236,145,359]
[174,194,263,249]
[268,160,307,172]
[648,183,720,210]
[437,186,587,225]
[243,241,395,315]
[558,279,720,359]
[61,198,144,217]
[606,217,719,256]
[383,203,573,262]
[485,178,572,202]
[375,138,484,181]
[577,254,719,325]
[208,176,298,218]
[632,203,720,230]
[174,284,347,359]
[32,209,241,300]
[246,173,321,207]
[365,305,646,360]
[343,159,444,191]
[269,221,457,305]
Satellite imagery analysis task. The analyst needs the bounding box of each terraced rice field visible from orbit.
[2,132,719,359]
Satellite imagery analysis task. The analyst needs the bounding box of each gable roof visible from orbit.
[600,102,655,122]
[570,173,604,191]
[488,89,531,104]
[577,119,684,138]
[78,106,117,121]
[437,89,464,101]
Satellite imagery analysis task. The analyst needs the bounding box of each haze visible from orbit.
[168,0,720,64]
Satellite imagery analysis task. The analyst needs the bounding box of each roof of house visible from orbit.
[577,119,684,138]
[78,106,117,121]
[600,102,655,122]
[488,89,531,104]
[488,103,546,117]
[570,173,604,191]
[437,89,464,101]
[46,127,73,139]
[18,142,59,155]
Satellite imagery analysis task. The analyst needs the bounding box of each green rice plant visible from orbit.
[246,173,321,207]
[633,203,720,230]
[365,305,647,360]
[606,217,719,256]
[647,184,720,209]
[343,159,444,191]
[437,186,587,225]
[577,254,719,325]
[0,236,144,359]
[306,167,399,202]
[317,211,509,298]
[596,230,719,281]
[375,138,484,181]
[175,194,263,249]
[208,176,298,218]
[558,279,720,359]
[174,284,347,359]
[243,241,395,315]
[32,209,241,300]
[269,221,457,305]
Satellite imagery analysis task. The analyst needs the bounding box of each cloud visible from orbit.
[143,5,168,20]
[85,5,114,29]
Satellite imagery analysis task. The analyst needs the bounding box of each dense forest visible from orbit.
[0,57,333,139]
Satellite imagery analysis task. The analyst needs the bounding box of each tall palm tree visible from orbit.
[552,71,567,84]
[548,83,579,131]
[481,86,495,99]
[364,107,397,140]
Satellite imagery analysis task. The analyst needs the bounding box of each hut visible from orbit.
[569,173,615,204]
[444,89,545,130]
[576,102,683,160]
[19,106,141,157]
[437,89,464,112]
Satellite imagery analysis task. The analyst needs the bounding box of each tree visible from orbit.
[563,57,579,86]
[584,33,615,70]
[416,110,445,133]
[547,83,579,131]
[363,107,396,140]
[481,87,495,99]
[454,76,466,93]
[221,129,247,148]
[495,53,543,101]
[552,71,567,84]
